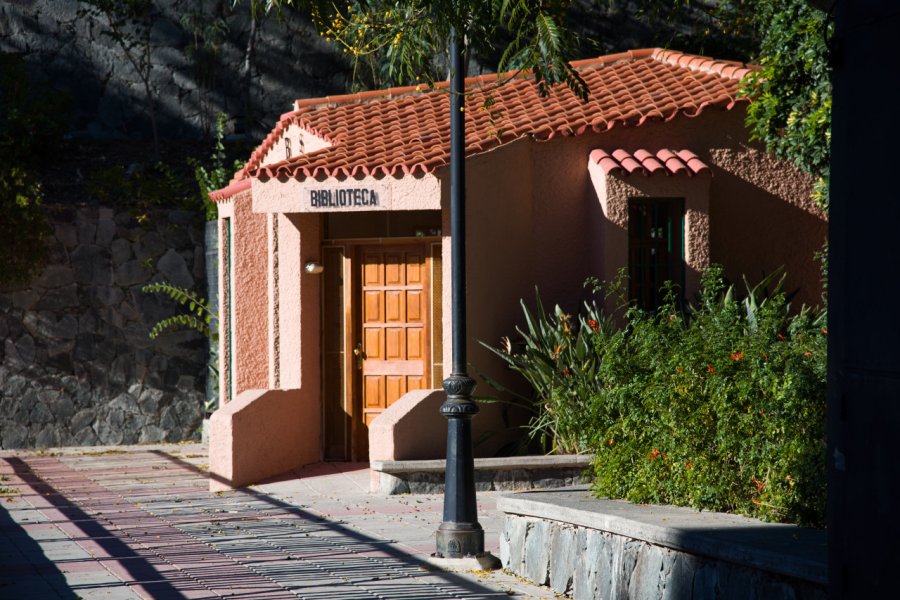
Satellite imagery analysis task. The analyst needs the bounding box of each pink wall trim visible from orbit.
[251,173,441,214]
[369,389,447,462]
[208,388,320,491]
[368,388,524,466]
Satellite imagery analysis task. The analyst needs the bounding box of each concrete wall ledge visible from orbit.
[498,487,826,599]
[369,455,592,494]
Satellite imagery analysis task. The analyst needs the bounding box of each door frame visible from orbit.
[321,237,441,462]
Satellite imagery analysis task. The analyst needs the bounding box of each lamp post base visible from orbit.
[435,521,485,558]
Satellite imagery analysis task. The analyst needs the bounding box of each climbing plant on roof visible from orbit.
[250,0,588,98]
[641,0,832,207]
[739,0,832,207]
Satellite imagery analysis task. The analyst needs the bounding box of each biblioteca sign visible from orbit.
[307,186,384,211]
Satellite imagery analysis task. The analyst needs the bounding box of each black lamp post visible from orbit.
[434,21,485,559]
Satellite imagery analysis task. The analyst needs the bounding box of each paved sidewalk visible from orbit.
[0,444,560,599]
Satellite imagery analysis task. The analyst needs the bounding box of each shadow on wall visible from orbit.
[709,170,827,308]
[0,1,351,141]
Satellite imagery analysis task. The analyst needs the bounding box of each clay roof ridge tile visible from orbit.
[610,149,647,175]
[633,149,665,174]
[660,152,688,174]
[590,149,624,175]
[676,149,712,175]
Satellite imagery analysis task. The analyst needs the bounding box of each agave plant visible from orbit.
[480,289,614,454]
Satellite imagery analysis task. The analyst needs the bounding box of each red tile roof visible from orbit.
[217,48,752,197]
[590,148,711,176]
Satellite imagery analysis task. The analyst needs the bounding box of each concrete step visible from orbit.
[369,454,593,494]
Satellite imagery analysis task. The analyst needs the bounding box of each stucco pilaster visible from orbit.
[231,191,269,395]
[216,198,235,407]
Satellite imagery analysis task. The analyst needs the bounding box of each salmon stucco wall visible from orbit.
[209,209,323,489]
[369,390,447,461]
[209,388,319,490]
[436,138,540,455]
[522,107,823,307]
[231,190,270,395]
[368,388,517,462]
[443,107,824,451]
[454,138,537,380]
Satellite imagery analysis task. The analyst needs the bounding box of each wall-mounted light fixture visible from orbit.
[304,261,324,274]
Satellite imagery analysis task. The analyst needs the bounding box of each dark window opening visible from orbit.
[628,198,685,310]
[324,210,442,240]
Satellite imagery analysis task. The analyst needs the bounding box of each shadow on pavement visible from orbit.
[0,487,74,599]
[3,456,195,599]
[152,450,509,598]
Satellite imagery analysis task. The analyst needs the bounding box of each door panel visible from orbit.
[407,290,423,320]
[385,328,404,359]
[385,290,404,322]
[364,291,382,322]
[407,328,424,360]
[364,376,384,407]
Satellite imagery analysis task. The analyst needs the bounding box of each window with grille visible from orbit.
[628,198,685,310]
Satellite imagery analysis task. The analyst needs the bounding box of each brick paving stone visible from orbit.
[0,446,565,599]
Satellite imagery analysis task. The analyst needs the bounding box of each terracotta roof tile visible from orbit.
[589,148,711,176]
[218,48,750,195]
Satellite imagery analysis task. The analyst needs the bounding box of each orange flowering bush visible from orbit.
[487,266,827,526]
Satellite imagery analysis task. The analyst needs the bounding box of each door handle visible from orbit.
[353,343,365,369]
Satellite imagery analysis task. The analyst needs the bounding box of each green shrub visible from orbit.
[192,113,245,221]
[0,53,67,286]
[486,266,827,526]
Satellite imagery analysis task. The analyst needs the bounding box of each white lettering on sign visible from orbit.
[309,188,380,209]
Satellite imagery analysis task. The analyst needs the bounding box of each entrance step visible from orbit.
[369,454,593,494]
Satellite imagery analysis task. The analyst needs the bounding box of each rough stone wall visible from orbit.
[0,205,209,449]
[501,514,827,600]
[0,0,350,140]
[0,2,755,144]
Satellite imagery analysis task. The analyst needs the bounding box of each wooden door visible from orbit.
[356,244,430,453]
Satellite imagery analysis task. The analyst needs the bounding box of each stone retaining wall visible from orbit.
[499,489,827,600]
[0,204,209,449]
